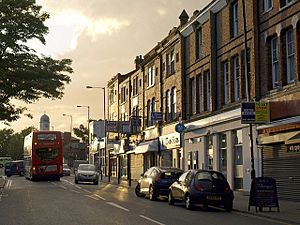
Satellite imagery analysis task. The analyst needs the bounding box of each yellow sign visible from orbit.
[255,102,270,123]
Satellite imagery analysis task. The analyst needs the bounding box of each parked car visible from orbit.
[75,164,99,185]
[63,164,71,176]
[168,170,234,212]
[135,167,183,200]
[4,160,25,177]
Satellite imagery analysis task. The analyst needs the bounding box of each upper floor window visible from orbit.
[263,0,272,12]
[271,37,279,88]
[171,87,177,120]
[166,50,175,75]
[148,65,155,87]
[280,0,293,8]
[286,29,295,84]
[222,61,229,104]
[232,55,240,101]
[120,86,126,103]
[165,90,171,122]
[196,27,203,59]
[204,71,210,111]
[197,75,203,113]
[133,77,138,96]
[109,87,115,104]
[190,78,196,115]
[230,1,238,38]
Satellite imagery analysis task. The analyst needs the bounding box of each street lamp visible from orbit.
[86,86,108,182]
[62,113,73,134]
[77,105,90,162]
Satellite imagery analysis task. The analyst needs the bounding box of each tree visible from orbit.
[0,0,73,122]
[73,124,88,143]
[0,128,14,156]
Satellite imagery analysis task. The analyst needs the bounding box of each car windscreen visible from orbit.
[194,171,227,190]
[35,148,58,161]
[78,165,95,171]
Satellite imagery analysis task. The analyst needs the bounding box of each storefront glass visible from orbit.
[219,133,227,177]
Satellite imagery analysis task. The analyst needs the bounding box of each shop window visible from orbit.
[219,133,227,177]
[208,135,213,170]
[193,151,199,169]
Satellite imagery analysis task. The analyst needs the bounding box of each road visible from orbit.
[0,173,290,225]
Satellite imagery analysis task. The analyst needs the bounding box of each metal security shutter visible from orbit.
[263,144,300,201]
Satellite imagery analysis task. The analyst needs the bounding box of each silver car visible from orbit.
[75,164,99,185]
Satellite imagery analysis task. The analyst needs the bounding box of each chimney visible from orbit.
[134,55,143,69]
[179,9,189,26]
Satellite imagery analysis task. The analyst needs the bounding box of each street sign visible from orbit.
[241,102,255,123]
[106,121,119,132]
[151,112,163,121]
[175,123,186,133]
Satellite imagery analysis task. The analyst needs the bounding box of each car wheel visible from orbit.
[185,194,193,210]
[135,184,144,197]
[94,180,99,185]
[168,191,175,205]
[149,185,157,201]
[224,201,233,212]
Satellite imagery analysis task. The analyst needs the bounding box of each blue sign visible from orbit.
[151,112,163,121]
[175,123,186,133]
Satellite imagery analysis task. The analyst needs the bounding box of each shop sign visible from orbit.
[161,133,180,149]
[287,144,300,153]
[248,177,279,212]
[106,121,119,132]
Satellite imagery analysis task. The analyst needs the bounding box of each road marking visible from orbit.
[59,185,67,190]
[82,189,92,194]
[5,180,12,189]
[106,202,129,212]
[75,185,82,189]
[85,195,99,200]
[139,215,166,225]
[61,179,75,186]
[70,189,80,194]
[93,194,106,200]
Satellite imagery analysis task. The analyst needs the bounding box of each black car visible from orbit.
[168,170,234,212]
[135,167,183,200]
[4,160,25,177]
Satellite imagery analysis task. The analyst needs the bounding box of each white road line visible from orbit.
[139,215,166,225]
[82,189,92,194]
[61,179,75,186]
[106,202,130,212]
[75,185,82,189]
[70,189,80,194]
[85,195,99,200]
[59,185,67,190]
[51,182,58,186]
[93,194,106,200]
[5,180,12,189]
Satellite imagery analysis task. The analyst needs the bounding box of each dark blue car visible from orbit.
[4,160,25,177]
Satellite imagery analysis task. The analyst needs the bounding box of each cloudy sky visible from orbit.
[1,0,209,133]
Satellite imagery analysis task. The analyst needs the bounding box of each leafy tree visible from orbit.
[0,128,14,156]
[73,124,88,143]
[0,0,73,123]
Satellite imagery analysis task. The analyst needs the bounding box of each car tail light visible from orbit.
[224,186,231,193]
[32,166,36,174]
[59,165,63,173]
[195,183,204,192]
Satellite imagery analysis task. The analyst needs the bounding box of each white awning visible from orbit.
[134,140,160,154]
[258,131,300,145]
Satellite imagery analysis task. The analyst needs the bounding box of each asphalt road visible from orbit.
[0,173,290,225]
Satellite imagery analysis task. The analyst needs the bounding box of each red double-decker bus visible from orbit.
[23,131,63,181]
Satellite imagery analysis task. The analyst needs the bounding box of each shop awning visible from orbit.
[258,131,300,145]
[134,140,160,154]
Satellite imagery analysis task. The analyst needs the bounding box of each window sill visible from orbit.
[146,84,155,90]
[262,6,273,15]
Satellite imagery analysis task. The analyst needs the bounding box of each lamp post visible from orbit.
[77,105,90,162]
[86,86,108,182]
[62,113,73,134]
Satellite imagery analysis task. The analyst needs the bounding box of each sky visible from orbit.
[0,0,209,133]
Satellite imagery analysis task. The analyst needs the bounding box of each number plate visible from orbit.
[207,195,221,201]
[46,165,57,171]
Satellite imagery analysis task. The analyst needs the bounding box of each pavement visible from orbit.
[99,176,300,225]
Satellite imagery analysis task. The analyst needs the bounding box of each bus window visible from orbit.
[35,148,59,161]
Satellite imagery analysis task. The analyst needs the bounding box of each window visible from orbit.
[190,78,196,115]
[233,129,243,190]
[165,90,171,122]
[286,29,295,84]
[219,133,227,177]
[271,37,279,88]
[222,61,229,104]
[147,65,155,87]
[121,86,126,103]
[171,87,177,119]
[204,71,210,111]
[230,2,238,38]
[193,151,199,169]
[109,87,115,104]
[207,136,213,170]
[198,75,203,112]
[188,152,193,170]
[166,50,175,75]
[133,77,138,96]
[280,0,293,8]
[196,27,202,59]
[233,56,240,101]
[263,0,272,12]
